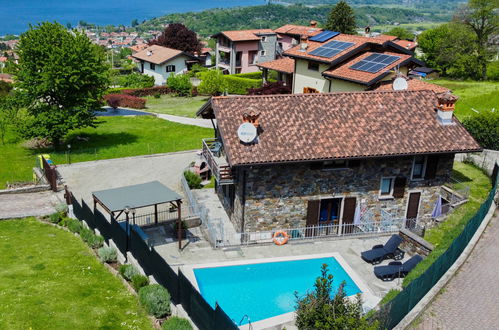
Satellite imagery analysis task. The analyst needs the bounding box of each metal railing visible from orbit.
[213,218,406,248]
[442,177,470,206]
[202,138,233,184]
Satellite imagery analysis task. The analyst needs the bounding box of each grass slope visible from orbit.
[0,218,152,329]
[430,79,499,119]
[1,116,212,188]
[144,95,209,118]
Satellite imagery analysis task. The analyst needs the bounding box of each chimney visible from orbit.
[300,35,308,52]
[243,112,261,129]
[310,20,318,28]
[436,93,458,125]
[364,26,371,37]
[147,50,152,56]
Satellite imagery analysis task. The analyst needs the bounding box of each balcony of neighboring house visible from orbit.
[202,138,234,185]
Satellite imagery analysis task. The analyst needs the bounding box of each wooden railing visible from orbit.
[202,139,233,184]
[41,156,58,192]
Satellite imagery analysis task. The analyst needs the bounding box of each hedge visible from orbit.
[231,71,262,79]
[122,86,172,97]
[104,94,146,109]
[224,75,262,95]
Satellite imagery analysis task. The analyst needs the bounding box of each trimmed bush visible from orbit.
[183,171,202,189]
[139,284,171,318]
[103,94,146,109]
[162,317,193,330]
[224,75,262,95]
[67,219,83,233]
[98,246,117,263]
[49,212,63,224]
[232,71,262,79]
[119,264,140,281]
[118,73,155,88]
[248,81,292,95]
[105,87,130,95]
[462,111,499,150]
[122,86,172,97]
[167,74,193,96]
[87,234,104,249]
[131,274,150,291]
[197,69,228,96]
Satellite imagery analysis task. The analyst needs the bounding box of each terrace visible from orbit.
[201,138,234,185]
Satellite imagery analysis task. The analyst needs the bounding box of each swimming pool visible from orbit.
[191,254,366,327]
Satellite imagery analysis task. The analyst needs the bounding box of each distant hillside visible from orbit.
[136,3,447,37]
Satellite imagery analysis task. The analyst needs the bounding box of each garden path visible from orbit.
[156,113,214,129]
[0,191,61,219]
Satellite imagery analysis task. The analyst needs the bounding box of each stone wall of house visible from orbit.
[227,155,454,232]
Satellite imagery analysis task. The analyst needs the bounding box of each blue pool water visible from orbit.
[194,257,361,325]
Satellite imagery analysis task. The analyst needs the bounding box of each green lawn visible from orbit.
[430,79,499,119]
[1,116,212,188]
[0,218,153,329]
[144,95,210,118]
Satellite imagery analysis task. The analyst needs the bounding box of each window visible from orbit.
[149,62,155,70]
[261,36,267,42]
[411,156,427,180]
[308,61,319,71]
[249,51,258,65]
[379,177,395,198]
[165,65,176,72]
[260,50,266,56]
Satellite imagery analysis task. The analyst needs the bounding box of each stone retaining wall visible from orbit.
[399,228,434,256]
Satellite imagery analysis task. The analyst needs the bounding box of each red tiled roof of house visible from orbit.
[322,51,413,85]
[207,90,480,166]
[274,24,323,37]
[375,34,398,42]
[0,73,13,83]
[374,78,450,94]
[132,45,189,65]
[394,39,417,51]
[284,34,392,63]
[130,44,148,53]
[0,56,7,62]
[220,29,275,42]
[256,57,295,74]
[201,47,212,54]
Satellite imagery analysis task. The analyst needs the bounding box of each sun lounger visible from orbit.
[374,255,423,281]
[361,234,405,264]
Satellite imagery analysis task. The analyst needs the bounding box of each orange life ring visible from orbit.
[273,231,289,246]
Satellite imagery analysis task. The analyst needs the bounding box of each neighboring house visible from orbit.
[199,47,213,67]
[212,29,278,74]
[197,91,480,233]
[409,67,439,79]
[282,31,424,94]
[274,21,323,52]
[132,45,199,85]
[256,57,294,88]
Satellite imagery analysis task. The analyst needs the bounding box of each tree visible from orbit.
[455,0,499,79]
[14,22,109,144]
[463,110,499,150]
[325,1,357,34]
[197,69,228,96]
[0,95,19,145]
[418,23,480,78]
[166,74,192,96]
[150,23,202,54]
[131,19,139,27]
[295,264,377,330]
[387,27,414,40]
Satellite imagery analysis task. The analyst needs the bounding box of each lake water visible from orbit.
[0,0,264,35]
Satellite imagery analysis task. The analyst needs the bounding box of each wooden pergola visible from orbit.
[92,181,184,249]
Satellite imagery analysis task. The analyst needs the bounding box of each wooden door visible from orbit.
[406,192,421,228]
[306,200,320,237]
[342,197,356,234]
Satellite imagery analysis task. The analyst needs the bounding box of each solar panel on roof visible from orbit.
[309,40,354,58]
[349,53,400,73]
[309,30,340,42]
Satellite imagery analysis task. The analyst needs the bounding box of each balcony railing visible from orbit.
[202,138,234,185]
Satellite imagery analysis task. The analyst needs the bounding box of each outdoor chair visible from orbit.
[361,234,405,264]
[374,255,423,281]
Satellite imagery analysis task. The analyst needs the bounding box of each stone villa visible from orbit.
[197,91,481,233]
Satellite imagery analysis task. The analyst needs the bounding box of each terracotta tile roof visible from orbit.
[284,33,391,63]
[374,78,450,94]
[132,45,189,65]
[0,73,13,83]
[221,29,275,42]
[274,24,322,37]
[209,91,480,166]
[201,47,212,54]
[322,51,413,85]
[375,34,398,42]
[256,57,295,74]
[0,56,7,62]
[394,39,417,51]
[130,44,148,53]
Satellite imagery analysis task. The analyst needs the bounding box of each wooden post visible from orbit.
[177,200,182,250]
[154,204,158,225]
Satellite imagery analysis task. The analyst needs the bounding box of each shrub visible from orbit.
[105,87,130,95]
[58,217,71,227]
[119,264,140,281]
[161,317,193,330]
[139,284,171,318]
[80,227,94,242]
[224,75,262,95]
[486,61,499,81]
[122,86,172,97]
[118,73,155,88]
[183,171,202,189]
[103,94,146,109]
[131,274,150,291]
[49,212,63,224]
[80,227,104,249]
[197,69,228,96]
[166,74,192,96]
[462,111,499,150]
[98,246,117,263]
[67,218,83,233]
[248,81,292,95]
[232,71,262,79]
[55,203,68,215]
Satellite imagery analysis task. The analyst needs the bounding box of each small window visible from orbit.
[308,62,319,71]
[165,65,176,72]
[260,50,266,56]
[261,36,267,42]
[323,160,348,170]
[149,63,155,70]
[411,156,427,180]
[379,177,395,198]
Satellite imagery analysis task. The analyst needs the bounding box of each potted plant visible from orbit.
[173,220,188,239]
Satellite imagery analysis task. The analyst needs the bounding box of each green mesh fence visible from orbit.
[382,163,498,329]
